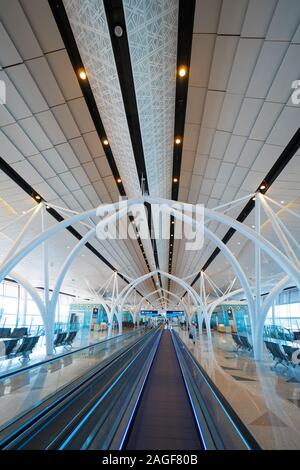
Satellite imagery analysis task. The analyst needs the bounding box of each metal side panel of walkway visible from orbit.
[125,330,202,450]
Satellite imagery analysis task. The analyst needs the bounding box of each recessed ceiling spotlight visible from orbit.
[35,195,41,201]
[175,137,181,144]
[103,138,109,146]
[178,66,187,77]
[79,69,87,80]
[117,178,122,183]
[114,25,123,37]
[173,177,178,183]
[252,197,256,201]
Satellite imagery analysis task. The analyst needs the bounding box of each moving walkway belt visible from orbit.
[124,330,203,450]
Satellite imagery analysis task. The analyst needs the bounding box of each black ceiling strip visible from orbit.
[168,0,196,295]
[182,127,300,297]
[48,0,153,281]
[103,0,162,294]
[0,156,149,301]
[49,0,125,196]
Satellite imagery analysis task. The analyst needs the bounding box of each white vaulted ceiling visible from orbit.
[0,0,299,303]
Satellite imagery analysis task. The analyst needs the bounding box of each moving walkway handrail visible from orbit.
[0,327,145,381]
[171,330,261,450]
[0,328,160,450]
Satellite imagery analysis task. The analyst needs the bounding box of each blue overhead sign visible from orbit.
[140,310,160,317]
[166,311,185,317]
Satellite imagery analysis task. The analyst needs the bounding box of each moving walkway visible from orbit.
[0,327,260,450]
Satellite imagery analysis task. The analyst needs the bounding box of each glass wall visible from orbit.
[0,279,74,331]
[265,287,300,330]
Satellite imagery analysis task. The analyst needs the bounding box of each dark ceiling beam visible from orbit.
[168,0,196,294]
[182,127,300,298]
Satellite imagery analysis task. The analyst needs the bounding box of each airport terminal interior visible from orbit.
[0,0,299,452]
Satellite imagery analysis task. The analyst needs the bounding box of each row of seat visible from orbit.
[0,336,40,361]
[0,327,28,339]
[231,333,253,352]
[54,331,77,350]
[232,333,300,369]
[264,340,300,369]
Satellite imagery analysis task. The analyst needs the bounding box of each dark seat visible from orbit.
[64,331,77,347]
[265,340,289,367]
[54,332,67,348]
[0,338,19,357]
[239,335,253,351]
[282,344,300,367]
[11,327,28,338]
[14,336,40,360]
[0,328,11,338]
[232,333,243,349]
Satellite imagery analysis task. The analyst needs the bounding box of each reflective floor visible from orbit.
[0,327,127,376]
[0,329,138,430]
[178,328,300,450]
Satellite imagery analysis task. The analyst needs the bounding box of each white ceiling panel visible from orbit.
[83,132,105,159]
[18,116,52,150]
[28,154,56,179]
[189,34,216,88]
[246,41,289,99]
[0,22,21,67]
[223,135,247,163]
[55,142,79,169]
[42,148,68,174]
[20,0,64,53]
[68,97,95,134]
[267,106,300,146]
[71,166,90,187]
[69,137,92,164]
[26,56,65,107]
[208,36,239,91]
[35,110,67,146]
[12,159,43,185]
[6,64,49,113]
[52,104,81,140]
[241,0,277,38]
[46,50,82,101]
[250,102,284,141]
[237,139,263,168]
[266,0,300,41]
[47,176,69,196]
[0,0,42,60]
[218,0,248,35]
[227,38,263,95]
[217,93,244,133]
[266,45,300,103]
[0,129,24,164]
[252,144,284,172]
[0,71,32,120]
[2,123,38,157]
[233,98,263,136]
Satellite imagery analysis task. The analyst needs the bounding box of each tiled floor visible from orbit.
[178,328,300,450]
